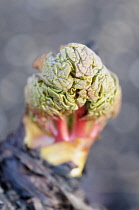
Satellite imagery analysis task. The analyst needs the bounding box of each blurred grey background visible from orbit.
[0,0,139,209]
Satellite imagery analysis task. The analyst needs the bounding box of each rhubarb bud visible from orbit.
[25,43,121,122]
[24,43,122,177]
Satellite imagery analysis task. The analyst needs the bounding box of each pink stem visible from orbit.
[76,119,87,138]
[48,120,58,137]
[88,123,102,139]
[55,116,69,142]
[70,106,87,140]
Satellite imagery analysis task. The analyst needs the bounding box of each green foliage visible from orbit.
[25,43,121,121]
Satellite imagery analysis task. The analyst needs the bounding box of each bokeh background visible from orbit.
[0,0,139,209]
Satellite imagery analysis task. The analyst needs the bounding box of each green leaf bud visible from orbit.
[25,43,121,121]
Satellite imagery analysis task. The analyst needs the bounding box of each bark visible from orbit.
[0,122,94,210]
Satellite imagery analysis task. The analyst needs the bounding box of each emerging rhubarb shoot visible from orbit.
[24,43,122,177]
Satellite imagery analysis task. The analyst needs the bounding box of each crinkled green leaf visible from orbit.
[25,43,121,120]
